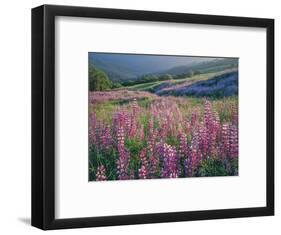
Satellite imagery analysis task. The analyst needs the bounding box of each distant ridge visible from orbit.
[89,53,238,82]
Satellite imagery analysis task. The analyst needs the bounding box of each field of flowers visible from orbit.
[89,90,238,181]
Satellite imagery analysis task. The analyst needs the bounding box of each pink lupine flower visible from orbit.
[203,100,218,157]
[116,149,130,180]
[198,124,208,158]
[128,98,140,138]
[139,149,148,166]
[161,143,179,178]
[147,117,156,152]
[89,112,97,145]
[178,132,189,159]
[96,165,107,181]
[221,123,230,159]
[189,130,202,175]
[116,126,131,180]
[139,165,148,179]
[147,123,159,177]
[213,111,221,135]
[128,113,137,137]
[190,147,202,175]
[124,111,130,134]
[113,110,129,135]
[101,126,112,150]
[117,126,125,150]
[179,131,190,177]
[208,128,217,158]
[91,121,103,150]
[138,149,149,179]
[229,124,238,158]
[149,154,159,178]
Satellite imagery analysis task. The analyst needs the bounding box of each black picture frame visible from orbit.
[32,4,274,230]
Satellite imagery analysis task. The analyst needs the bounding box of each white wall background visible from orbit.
[0,0,279,234]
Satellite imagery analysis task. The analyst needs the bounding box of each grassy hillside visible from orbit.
[124,68,238,98]
[89,53,238,84]
[162,58,238,75]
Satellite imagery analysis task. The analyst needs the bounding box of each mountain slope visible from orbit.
[161,58,238,76]
[89,53,215,81]
[89,53,238,83]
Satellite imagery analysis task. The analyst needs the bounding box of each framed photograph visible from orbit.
[32,4,274,230]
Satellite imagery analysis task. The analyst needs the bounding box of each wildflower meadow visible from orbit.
[88,53,239,181]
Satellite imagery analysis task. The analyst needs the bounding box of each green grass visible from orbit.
[124,68,237,94]
[127,81,161,90]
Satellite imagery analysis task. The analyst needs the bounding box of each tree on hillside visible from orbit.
[89,66,112,91]
[143,75,158,82]
[159,74,173,81]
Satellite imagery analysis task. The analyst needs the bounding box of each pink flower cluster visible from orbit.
[159,143,179,178]
[96,165,107,181]
[90,97,238,180]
